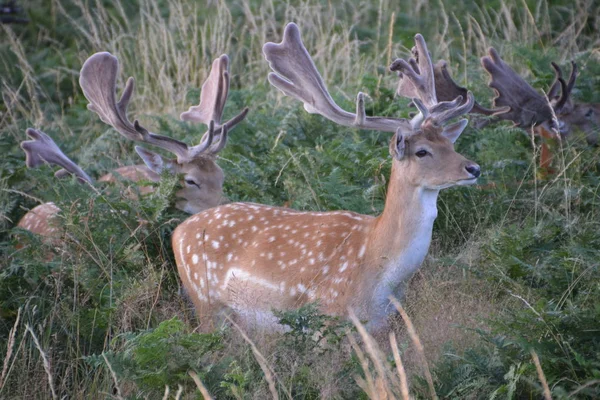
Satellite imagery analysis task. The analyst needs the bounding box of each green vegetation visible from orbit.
[1,0,599,398]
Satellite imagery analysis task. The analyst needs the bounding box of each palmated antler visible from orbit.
[21,128,93,184]
[263,22,413,134]
[433,60,495,115]
[80,53,248,162]
[548,61,578,115]
[180,54,249,152]
[480,48,554,128]
[390,34,475,127]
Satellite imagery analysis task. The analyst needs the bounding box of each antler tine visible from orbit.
[391,35,437,108]
[263,22,412,134]
[480,48,553,127]
[188,120,216,159]
[391,34,474,126]
[21,128,93,184]
[209,124,228,155]
[413,34,437,107]
[435,92,476,124]
[80,52,217,164]
[565,61,578,96]
[548,62,563,99]
[180,55,250,136]
[550,61,578,114]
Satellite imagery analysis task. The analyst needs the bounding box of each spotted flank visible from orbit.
[172,202,374,321]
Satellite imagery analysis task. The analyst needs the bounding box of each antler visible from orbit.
[180,55,248,132]
[548,61,578,114]
[390,34,475,127]
[80,53,247,162]
[433,60,495,115]
[480,48,554,128]
[263,23,413,134]
[21,128,93,184]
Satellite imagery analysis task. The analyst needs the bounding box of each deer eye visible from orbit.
[415,149,429,158]
[185,179,200,188]
[585,109,594,118]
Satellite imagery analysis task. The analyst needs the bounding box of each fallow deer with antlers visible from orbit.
[476,49,600,169]
[171,23,479,332]
[17,52,248,241]
[547,61,599,146]
[417,47,599,170]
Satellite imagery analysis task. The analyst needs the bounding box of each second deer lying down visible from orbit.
[172,23,479,332]
[18,52,248,240]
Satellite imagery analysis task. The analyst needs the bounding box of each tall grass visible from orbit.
[1,0,600,398]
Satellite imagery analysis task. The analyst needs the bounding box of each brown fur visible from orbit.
[560,103,600,145]
[17,203,61,239]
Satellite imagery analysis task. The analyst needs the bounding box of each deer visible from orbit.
[475,49,600,170]
[17,52,248,242]
[421,48,599,170]
[476,48,569,171]
[171,23,479,333]
[547,62,600,146]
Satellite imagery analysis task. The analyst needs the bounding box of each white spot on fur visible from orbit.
[358,244,367,258]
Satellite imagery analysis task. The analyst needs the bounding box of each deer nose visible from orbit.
[465,163,481,178]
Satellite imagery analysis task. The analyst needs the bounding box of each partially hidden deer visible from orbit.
[171,23,480,332]
[476,49,600,170]
[419,48,599,170]
[17,52,248,242]
[547,62,600,146]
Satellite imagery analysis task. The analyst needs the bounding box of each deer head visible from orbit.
[79,52,248,213]
[171,24,479,332]
[547,62,600,145]
[17,53,248,244]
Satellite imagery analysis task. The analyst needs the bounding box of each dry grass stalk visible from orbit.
[0,307,21,389]
[25,324,57,400]
[389,296,438,400]
[347,329,379,398]
[102,353,124,400]
[531,350,552,400]
[568,380,600,398]
[386,11,396,68]
[188,371,214,400]
[389,332,410,400]
[174,384,183,400]
[349,309,393,399]
[227,317,282,400]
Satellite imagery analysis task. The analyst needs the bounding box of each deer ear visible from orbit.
[135,146,177,174]
[442,119,468,143]
[389,132,406,160]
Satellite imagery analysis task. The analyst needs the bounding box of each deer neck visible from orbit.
[368,163,439,280]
